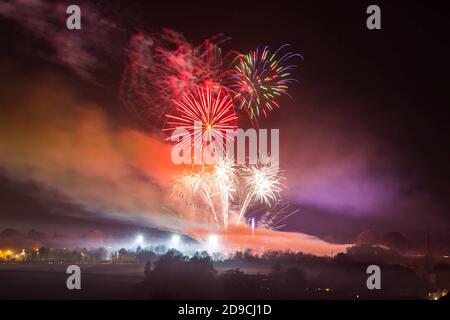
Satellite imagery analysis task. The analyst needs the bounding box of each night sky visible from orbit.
[0,0,449,248]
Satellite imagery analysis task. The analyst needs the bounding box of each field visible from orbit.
[0,263,145,299]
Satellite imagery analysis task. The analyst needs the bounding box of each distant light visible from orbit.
[135,235,144,245]
[170,234,181,250]
[251,218,255,237]
[207,235,219,253]
[208,235,218,245]
[171,234,180,246]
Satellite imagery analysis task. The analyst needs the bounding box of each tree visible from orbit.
[93,247,108,261]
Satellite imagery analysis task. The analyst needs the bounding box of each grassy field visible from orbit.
[0,263,145,299]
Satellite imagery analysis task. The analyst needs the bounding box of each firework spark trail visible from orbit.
[174,163,233,229]
[256,202,300,231]
[228,44,302,123]
[174,169,219,224]
[214,157,238,228]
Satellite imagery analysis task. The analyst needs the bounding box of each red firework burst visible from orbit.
[164,86,238,153]
[120,29,232,129]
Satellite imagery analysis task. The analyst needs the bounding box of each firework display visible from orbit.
[120,28,301,233]
[121,30,301,128]
[4,0,448,303]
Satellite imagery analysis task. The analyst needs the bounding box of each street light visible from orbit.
[207,234,219,254]
[135,234,144,246]
[171,234,181,251]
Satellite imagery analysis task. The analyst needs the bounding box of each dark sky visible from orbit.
[0,0,449,243]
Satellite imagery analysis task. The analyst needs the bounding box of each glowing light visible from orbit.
[170,234,181,250]
[208,234,218,244]
[207,234,220,253]
[135,235,144,245]
[251,217,255,237]
[172,234,180,244]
